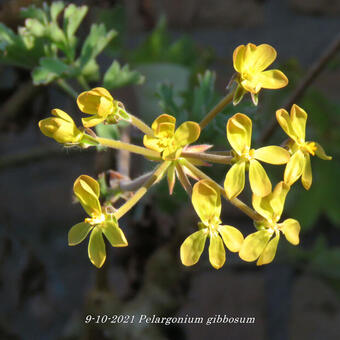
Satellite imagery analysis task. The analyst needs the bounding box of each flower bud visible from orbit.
[77,87,130,128]
[77,87,114,118]
[39,109,83,144]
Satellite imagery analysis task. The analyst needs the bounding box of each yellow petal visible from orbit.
[73,175,101,217]
[74,174,100,197]
[224,161,246,200]
[276,108,298,142]
[82,115,105,128]
[256,232,280,266]
[291,104,307,141]
[180,229,208,266]
[270,181,290,219]
[51,108,74,123]
[227,113,252,155]
[249,159,272,197]
[252,181,289,224]
[68,222,92,246]
[239,230,272,262]
[77,87,113,117]
[88,227,106,268]
[39,118,57,139]
[192,180,221,224]
[284,149,305,186]
[151,114,176,133]
[156,122,175,138]
[280,218,300,245]
[174,121,201,147]
[243,43,277,73]
[102,222,128,247]
[257,69,288,89]
[209,233,226,269]
[254,146,290,164]
[252,193,274,221]
[233,45,246,73]
[143,135,164,152]
[314,142,332,160]
[218,225,244,252]
[302,153,312,190]
[240,79,259,94]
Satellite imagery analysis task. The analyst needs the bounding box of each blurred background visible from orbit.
[0,0,340,339]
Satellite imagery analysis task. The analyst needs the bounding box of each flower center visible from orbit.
[299,141,316,156]
[208,223,219,237]
[265,216,282,233]
[159,136,174,149]
[239,148,255,162]
[85,213,105,226]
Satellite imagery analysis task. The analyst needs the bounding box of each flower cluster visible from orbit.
[39,43,331,269]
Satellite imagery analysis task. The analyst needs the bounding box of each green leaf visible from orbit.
[32,57,70,84]
[25,18,46,37]
[50,1,65,22]
[191,71,217,120]
[63,4,88,39]
[47,22,66,47]
[0,24,41,68]
[21,5,47,23]
[95,123,120,140]
[81,59,100,82]
[103,61,144,89]
[156,83,181,116]
[78,24,116,68]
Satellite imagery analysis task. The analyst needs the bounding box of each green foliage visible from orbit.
[103,61,145,90]
[95,123,120,141]
[156,83,181,117]
[78,24,117,69]
[0,1,142,91]
[128,17,212,72]
[32,57,70,85]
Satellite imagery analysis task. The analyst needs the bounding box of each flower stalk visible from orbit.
[199,91,234,130]
[129,114,155,136]
[96,137,161,158]
[181,151,233,164]
[175,162,192,195]
[114,161,170,219]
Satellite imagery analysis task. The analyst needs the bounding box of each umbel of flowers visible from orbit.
[39,43,331,268]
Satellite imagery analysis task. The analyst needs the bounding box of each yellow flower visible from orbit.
[143,114,201,161]
[180,180,244,269]
[68,175,128,268]
[239,181,300,266]
[77,87,130,128]
[276,104,332,189]
[232,43,288,105]
[224,113,290,199]
[39,109,84,144]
